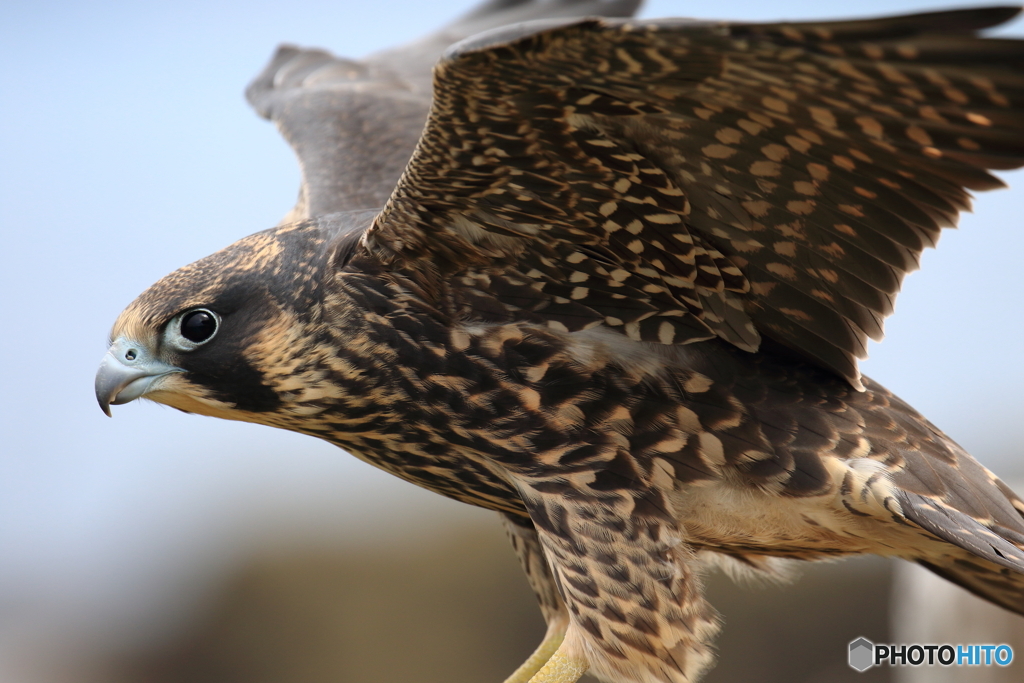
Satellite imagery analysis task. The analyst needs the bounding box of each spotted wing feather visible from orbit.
[367,6,1024,387]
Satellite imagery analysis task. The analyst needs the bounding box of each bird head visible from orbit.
[95,212,373,424]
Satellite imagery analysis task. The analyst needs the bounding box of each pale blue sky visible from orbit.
[1,0,1022,667]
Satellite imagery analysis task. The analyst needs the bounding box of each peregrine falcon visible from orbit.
[95,2,1024,681]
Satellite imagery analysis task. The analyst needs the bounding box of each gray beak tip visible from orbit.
[95,338,181,416]
[95,373,115,417]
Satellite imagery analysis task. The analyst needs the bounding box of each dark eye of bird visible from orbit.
[180,309,218,344]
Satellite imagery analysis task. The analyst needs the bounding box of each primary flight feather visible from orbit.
[96,2,1024,681]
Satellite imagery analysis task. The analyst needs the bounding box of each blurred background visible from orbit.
[1,1,1022,681]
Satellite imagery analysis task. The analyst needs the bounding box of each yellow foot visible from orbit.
[526,645,588,683]
[503,623,588,683]
[502,626,565,683]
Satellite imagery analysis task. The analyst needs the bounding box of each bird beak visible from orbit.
[95,337,182,416]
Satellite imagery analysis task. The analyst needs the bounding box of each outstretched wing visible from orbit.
[365,6,1024,387]
[245,0,642,220]
[366,0,644,94]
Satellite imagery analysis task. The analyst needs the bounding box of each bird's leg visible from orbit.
[501,615,570,683]
[522,638,588,683]
[500,513,572,683]
[512,476,720,683]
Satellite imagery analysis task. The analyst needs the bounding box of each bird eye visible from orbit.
[165,308,220,351]
[181,309,217,343]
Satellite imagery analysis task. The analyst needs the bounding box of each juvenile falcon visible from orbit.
[95,2,1024,682]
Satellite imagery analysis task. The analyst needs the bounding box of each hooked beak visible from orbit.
[95,337,182,416]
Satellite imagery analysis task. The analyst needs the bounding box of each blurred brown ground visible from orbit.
[79,518,894,683]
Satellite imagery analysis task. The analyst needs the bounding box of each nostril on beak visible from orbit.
[125,349,138,362]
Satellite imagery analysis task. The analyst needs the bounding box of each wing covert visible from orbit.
[367,6,1024,387]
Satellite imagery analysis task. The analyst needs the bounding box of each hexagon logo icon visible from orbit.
[849,637,875,672]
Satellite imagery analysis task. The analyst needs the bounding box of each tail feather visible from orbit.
[897,483,1024,617]
[900,490,1024,574]
[918,554,1024,616]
